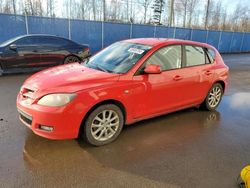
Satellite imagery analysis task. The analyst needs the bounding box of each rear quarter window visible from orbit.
[205,48,216,63]
[39,37,75,46]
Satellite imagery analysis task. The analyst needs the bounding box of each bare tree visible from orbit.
[103,0,106,21]
[176,0,188,27]
[210,1,222,30]
[46,0,55,17]
[2,0,12,14]
[152,0,165,25]
[187,0,197,27]
[139,0,152,24]
[24,0,43,16]
[204,0,210,29]
[12,0,16,14]
[92,0,96,20]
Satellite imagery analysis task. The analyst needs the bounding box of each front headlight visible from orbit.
[37,93,76,107]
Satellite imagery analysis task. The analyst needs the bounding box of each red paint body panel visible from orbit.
[17,38,229,140]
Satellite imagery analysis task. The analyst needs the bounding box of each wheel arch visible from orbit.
[63,54,81,64]
[78,99,127,136]
[213,80,225,93]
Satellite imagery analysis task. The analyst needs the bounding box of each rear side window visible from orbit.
[146,45,182,71]
[184,45,205,67]
[15,37,38,46]
[205,48,216,63]
[40,37,74,46]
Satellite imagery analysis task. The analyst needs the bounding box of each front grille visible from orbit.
[18,109,32,126]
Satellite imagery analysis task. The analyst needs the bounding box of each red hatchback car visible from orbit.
[17,38,229,146]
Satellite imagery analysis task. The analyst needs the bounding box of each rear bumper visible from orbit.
[16,93,86,140]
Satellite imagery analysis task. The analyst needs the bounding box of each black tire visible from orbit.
[63,55,80,64]
[82,104,124,146]
[201,83,223,111]
[0,64,3,76]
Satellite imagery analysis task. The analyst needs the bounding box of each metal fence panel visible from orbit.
[207,31,220,49]
[241,33,250,52]
[155,26,169,38]
[230,32,244,52]
[131,24,154,38]
[175,28,192,40]
[28,16,69,38]
[168,27,176,38]
[191,29,207,43]
[218,31,232,53]
[103,22,130,47]
[0,14,26,43]
[1,14,250,53]
[71,20,102,53]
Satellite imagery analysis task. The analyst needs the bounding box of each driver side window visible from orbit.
[146,45,182,71]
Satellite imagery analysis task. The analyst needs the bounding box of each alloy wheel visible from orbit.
[208,85,222,108]
[90,110,120,142]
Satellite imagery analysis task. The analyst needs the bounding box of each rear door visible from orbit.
[3,36,41,69]
[182,45,214,103]
[39,37,73,66]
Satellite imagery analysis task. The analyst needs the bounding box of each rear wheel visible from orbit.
[63,55,80,64]
[201,83,223,111]
[82,104,124,146]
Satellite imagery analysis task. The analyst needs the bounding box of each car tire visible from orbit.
[0,64,3,76]
[82,104,124,146]
[201,83,223,111]
[63,55,80,64]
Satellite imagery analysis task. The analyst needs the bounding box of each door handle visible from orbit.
[204,70,212,75]
[173,75,183,81]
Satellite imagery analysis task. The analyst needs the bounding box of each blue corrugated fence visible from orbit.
[1,13,250,53]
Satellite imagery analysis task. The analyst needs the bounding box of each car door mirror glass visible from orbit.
[144,64,162,74]
[9,44,17,50]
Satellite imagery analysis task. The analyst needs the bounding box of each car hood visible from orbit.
[22,63,120,98]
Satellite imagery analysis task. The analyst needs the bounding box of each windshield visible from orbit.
[84,42,152,74]
[0,36,23,47]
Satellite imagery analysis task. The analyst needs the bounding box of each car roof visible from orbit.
[123,38,213,49]
[19,34,67,39]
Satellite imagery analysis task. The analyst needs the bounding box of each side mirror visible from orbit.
[144,64,162,74]
[9,44,17,51]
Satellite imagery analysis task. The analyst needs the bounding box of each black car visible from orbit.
[0,34,90,75]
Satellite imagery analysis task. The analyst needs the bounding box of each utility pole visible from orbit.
[169,0,174,26]
[204,0,210,29]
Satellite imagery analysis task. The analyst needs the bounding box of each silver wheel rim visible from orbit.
[65,56,79,64]
[91,110,120,142]
[208,86,222,108]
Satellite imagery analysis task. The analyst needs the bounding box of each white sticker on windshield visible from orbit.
[128,48,145,54]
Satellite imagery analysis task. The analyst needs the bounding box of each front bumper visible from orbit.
[16,93,85,140]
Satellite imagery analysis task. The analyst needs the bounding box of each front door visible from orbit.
[3,36,41,70]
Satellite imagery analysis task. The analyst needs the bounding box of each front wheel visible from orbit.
[0,65,3,76]
[82,104,124,146]
[201,83,223,111]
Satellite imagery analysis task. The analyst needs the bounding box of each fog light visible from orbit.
[39,125,54,132]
